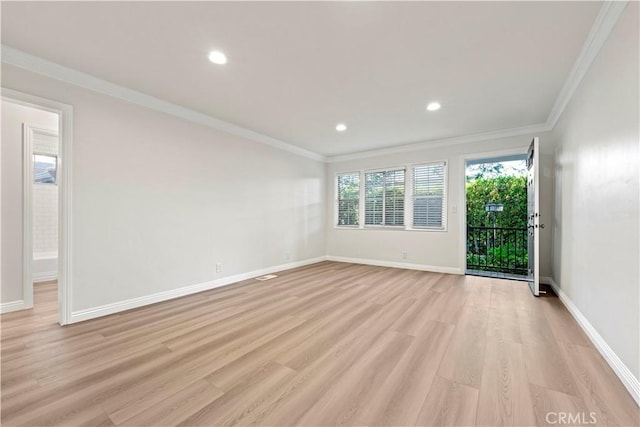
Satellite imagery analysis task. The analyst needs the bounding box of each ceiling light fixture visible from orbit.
[208,50,227,65]
[336,123,347,132]
[426,102,441,111]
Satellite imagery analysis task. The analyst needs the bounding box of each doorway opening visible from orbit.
[1,89,73,325]
[465,153,528,280]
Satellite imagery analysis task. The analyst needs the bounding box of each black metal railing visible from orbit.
[467,226,528,276]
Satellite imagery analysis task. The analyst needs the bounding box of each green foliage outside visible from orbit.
[466,161,528,275]
[338,171,406,226]
[466,175,527,228]
[337,173,360,226]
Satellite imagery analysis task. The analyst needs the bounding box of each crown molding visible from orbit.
[328,1,628,164]
[327,122,551,163]
[2,1,627,164]
[1,45,327,163]
[546,1,628,128]
[1,48,551,165]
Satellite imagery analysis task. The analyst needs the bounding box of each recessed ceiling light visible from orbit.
[208,50,227,65]
[336,123,347,132]
[426,102,441,111]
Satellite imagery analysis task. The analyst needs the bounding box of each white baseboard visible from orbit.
[33,272,57,283]
[541,276,640,406]
[1,300,27,314]
[69,256,328,324]
[326,255,463,275]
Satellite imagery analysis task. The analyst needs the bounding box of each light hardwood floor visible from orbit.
[1,262,638,426]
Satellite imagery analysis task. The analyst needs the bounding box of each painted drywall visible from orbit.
[551,2,639,379]
[33,254,57,282]
[1,65,326,312]
[1,100,58,303]
[326,132,555,276]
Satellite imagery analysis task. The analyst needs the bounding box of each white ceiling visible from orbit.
[1,1,601,156]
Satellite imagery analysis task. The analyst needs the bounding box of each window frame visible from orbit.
[333,160,448,232]
[363,167,406,228]
[33,152,58,185]
[407,161,448,231]
[334,171,362,228]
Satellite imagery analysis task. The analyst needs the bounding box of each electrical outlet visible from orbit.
[216,263,222,273]
[401,252,408,260]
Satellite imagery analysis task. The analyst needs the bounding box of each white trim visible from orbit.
[362,225,405,230]
[546,1,629,127]
[0,300,27,314]
[24,126,59,289]
[326,255,463,275]
[0,2,627,165]
[327,123,551,163]
[58,95,73,326]
[326,1,629,164]
[22,125,35,310]
[335,161,449,232]
[528,137,541,296]
[333,225,446,233]
[363,165,408,174]
[335,171,361,228]
[410,161,448,232]
[70,256,327,323]
[3,88,74,326]
[359,170,366,228]
[1,45,326,163]
[362,168,407,228]
[460,146,530,163]
[33,272,58,283]
[541,276,640,406]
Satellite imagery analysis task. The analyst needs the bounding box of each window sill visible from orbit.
[405,227,448,233]
[333,226,447,232]
[363,225,405,230]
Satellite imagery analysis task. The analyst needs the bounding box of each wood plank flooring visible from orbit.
[1,262,638,426]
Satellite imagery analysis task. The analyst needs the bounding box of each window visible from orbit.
[365,169,405,226]
[412,162,446,229]
[33,154,57,185]
[335,162,447,231]
[336,172,360,226]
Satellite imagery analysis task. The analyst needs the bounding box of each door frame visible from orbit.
[527,136,541,296]
[458,147,529,276]
[2,88,74,325]
[23,124,59,310]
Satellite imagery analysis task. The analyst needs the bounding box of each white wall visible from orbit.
[551,2,639,380]
[326,132,555,276]
[1,65,326,313]
[33,255,57,283]
[1,100,58,303]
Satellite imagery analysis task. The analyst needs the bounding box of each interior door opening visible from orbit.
[1,89,72,324]
[2,98,59,319]
[465,152,529,281]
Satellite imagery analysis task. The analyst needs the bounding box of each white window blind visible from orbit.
[365,169,405,226]
[337,173,360,226]
[413,162,446,229]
